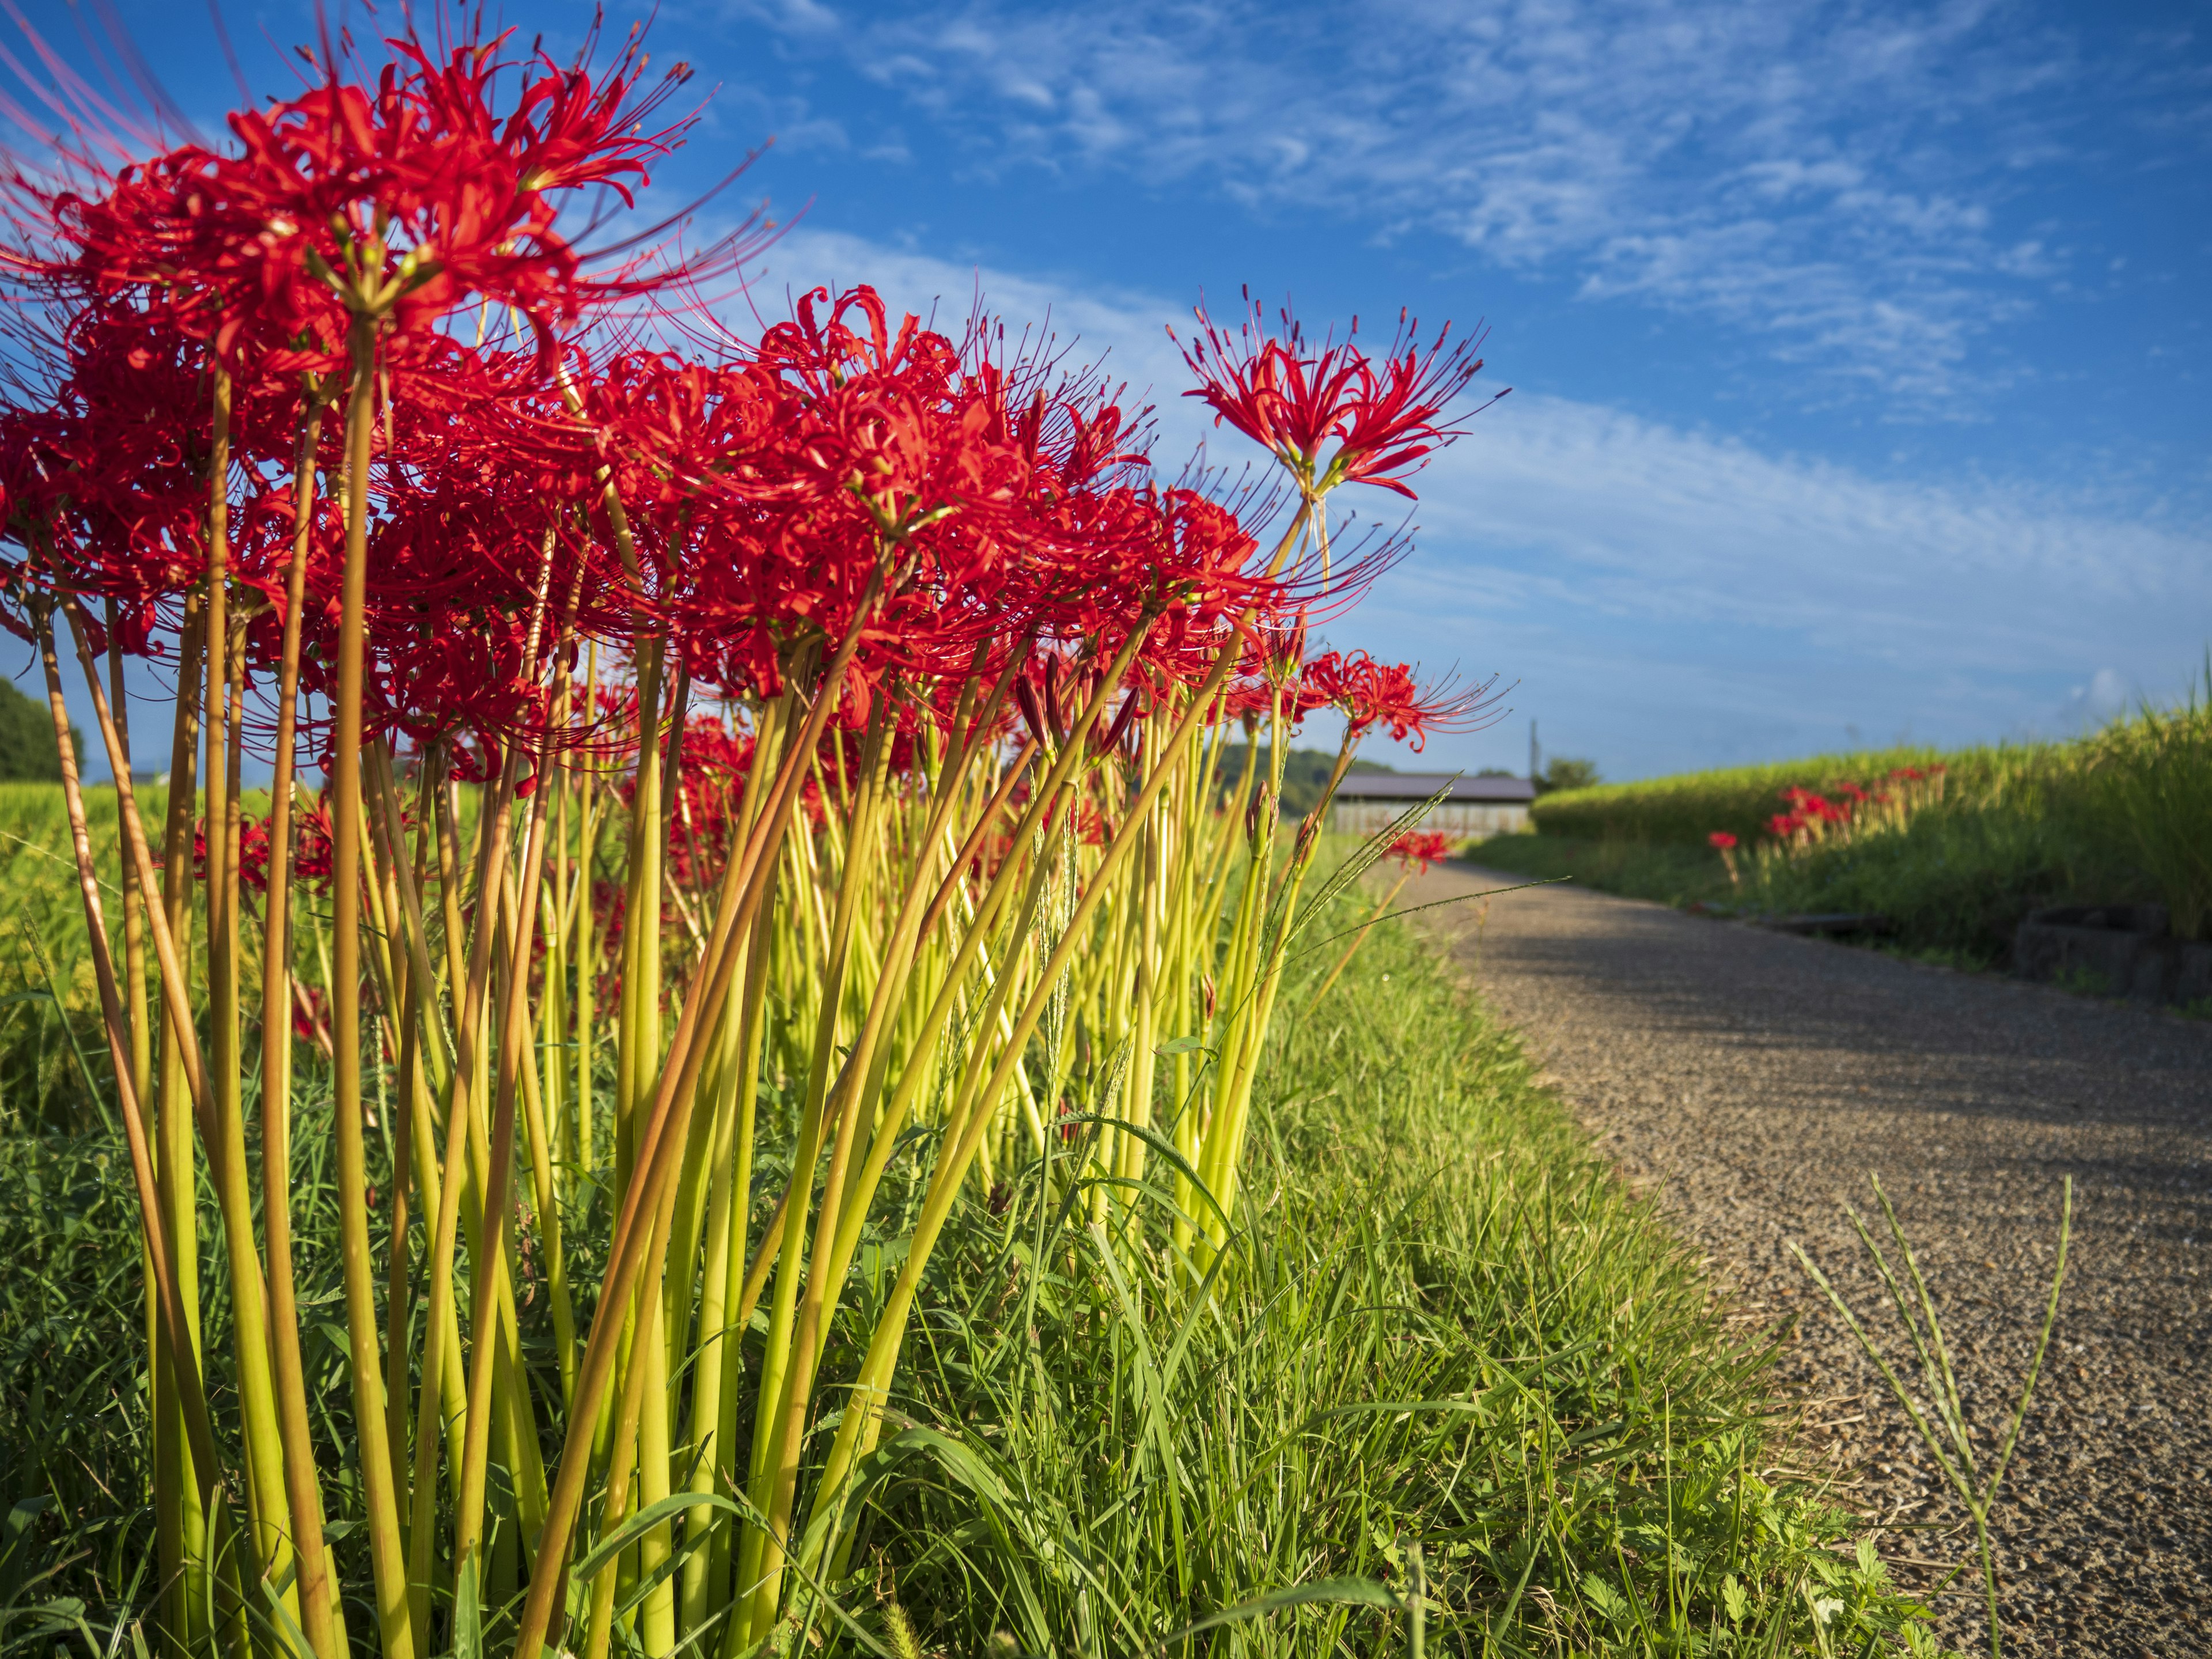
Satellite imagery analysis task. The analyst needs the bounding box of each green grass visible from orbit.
[0,820,1952,1657]
[816,915,1944,1653]
[0,782,164,1134]
[1490,689,2212,962]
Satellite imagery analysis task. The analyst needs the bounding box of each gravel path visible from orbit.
[1405,862,2212,1657]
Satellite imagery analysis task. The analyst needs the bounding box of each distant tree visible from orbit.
[0,678,67,782]
[1212,744,1397,819]
[1536,756,1601,796]
[1475,766,1517,777]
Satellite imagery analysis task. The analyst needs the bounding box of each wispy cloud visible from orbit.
[749,227,2210,774]
[733,0,2159,408]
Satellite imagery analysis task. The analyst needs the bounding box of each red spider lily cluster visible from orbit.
[0,8,1503,849]
[0,16,1513,1655]
[1714,764,1949,869]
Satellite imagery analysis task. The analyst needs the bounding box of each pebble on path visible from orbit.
[1407,862,2212,1659]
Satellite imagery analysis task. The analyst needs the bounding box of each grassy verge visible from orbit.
[1489,689,2212,966]
[0,836,1949,1657]
[821,912,1944,1653]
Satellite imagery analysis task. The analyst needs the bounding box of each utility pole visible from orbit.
[1529,718,1540,785]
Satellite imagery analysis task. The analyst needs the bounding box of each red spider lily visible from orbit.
[1778,786,1849,825]
[291,981,333,1056]
[1171,293,1503,498]
[1387,830,1453,872]
[31,21,709,370]
[291,797,337,891]
[1299,649,1498,750]
[190,798,335,896]
[194,814,273,892]
[0,303,217,636]
[1710,829,1742,886]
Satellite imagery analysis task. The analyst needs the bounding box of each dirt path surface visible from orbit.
[1406,862,2212,1657]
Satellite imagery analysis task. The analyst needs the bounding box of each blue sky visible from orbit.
[18,0,2212,780]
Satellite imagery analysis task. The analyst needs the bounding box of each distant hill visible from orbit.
[1211,743,1397,819]
[0,679,66,782]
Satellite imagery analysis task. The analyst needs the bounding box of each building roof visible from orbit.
[1332,772,1536,804]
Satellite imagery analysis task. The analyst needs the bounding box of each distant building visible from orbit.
[1329,772,1535,839]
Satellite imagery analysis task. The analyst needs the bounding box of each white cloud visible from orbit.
[738,229,2211,775]
[2067,668,2133,724]
[741,0,2104,407]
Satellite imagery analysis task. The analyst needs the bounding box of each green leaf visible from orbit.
[1721,1573,1748,1625]
[1581,1571,1628,1621]
[1160,1578,1400,1645]
[1150,1036,1209,1057]
[452,1556,481,1659]
[573,1493,743,1584]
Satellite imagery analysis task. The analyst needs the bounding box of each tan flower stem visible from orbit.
[55,605,219,1257]
[380,948,424,1552]
[402,976,480,1634]
[100,590,167,1646]
[674,999,753,1637]
[256,393,344,1659]
[414,744,535,1466]
[55,601,271,1659]
[498,859,575,1406]
[578,1285,653,1659]
[626,711,681,1656]
[101,599,151,1115]
[615,628,667,1192]
[331,308,418,1659]
[37,604,264,1659]
[573,640,601,1183]
[367,743,455,1092]
[152,598,206,1657]
[695,703,793,1432]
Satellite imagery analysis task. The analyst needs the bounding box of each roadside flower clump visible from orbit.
[0,20,1502,1659]
[1711,766,1949,880]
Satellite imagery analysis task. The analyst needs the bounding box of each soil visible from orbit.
[1404,862,2212,1658]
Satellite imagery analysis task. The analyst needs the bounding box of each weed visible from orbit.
[2050,964,2111,999]
[1791,1179,2071,1659]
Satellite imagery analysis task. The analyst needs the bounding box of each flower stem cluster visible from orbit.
[0,17,1509,1659]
